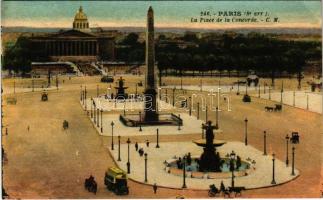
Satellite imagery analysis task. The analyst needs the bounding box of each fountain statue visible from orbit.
[194,121,226,172]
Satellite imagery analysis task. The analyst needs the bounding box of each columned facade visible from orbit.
[45,40,99,56]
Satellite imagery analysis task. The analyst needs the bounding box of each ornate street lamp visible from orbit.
[197,102,200,120]
[156,128,160,148]
[165,89,168,103]
[258,84,261,98]
[111,121,115,150]
[201,124,204,139]
[269,86,271,100]
[32,79,34,92]
[127,138,131,174]
[230,151,236,188]
[263,131,267,155]
[94,102,96,123]
[215,107,219,129]
[205,105,208,122]
[144,153,148,182]
[90,97,93,118]
[80,85,83,101]
[100,109,103,133]
[189,97,192,116]
[292,146,295,176]
[271,153,276,184]
[97,109,100,127]
[118,135,121,161]
[182,155,187,188]
[244,118,248,146]
[172,87,175,106]
[285,134,290,166]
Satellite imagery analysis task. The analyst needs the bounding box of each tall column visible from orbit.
[78,41,81,56]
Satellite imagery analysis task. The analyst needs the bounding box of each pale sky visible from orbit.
[1,1,322,29]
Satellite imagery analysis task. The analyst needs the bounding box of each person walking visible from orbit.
[135,142,138,151]
[153,183,157,194]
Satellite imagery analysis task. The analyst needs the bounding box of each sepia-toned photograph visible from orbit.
[1,1,322,198]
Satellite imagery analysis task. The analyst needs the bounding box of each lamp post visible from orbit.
[205,105,208,122]
[172,87,175,106]
[263,131,267,155]
[292,146,295,176]
[94,103,96,123]
[165,89,168,103]
[271,153,276,184]
[189,97,192,116]
[269,86,271,100]
[182,156,187,188]
[158,87,161,100]
[306,94,309,110]
[230,151,236,188]
[80,85,82,101]
[127,138,131,174]
[293,91,296,107]
[264,82,266,94]
[201,124,204,139]
[258,84,260,98]
[90,97,93,118]
[285,134,290,166]
[156,128,160,148]
[136,83,138,97]
[200,79,202,91]
[197,102,200,120]
[244,118,248,146]
[100,109,103,133]
[111,121,115,150]
[118,135,121,161]
[13,81,15,94]
[97,109,100,127]
[215,107,219,129]
[32,79,34,92]
[144,153,148,182]
[280,82,284,105]
[56,75,58,90]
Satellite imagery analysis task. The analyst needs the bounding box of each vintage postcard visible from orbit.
[1,0,322,199]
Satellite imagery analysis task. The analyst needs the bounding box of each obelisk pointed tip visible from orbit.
[148,6,153,12]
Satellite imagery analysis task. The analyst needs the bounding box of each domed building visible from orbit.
[30,6,116,62]
[73,6,90,32]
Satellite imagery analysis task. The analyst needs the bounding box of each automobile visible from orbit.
[104,167,129,195]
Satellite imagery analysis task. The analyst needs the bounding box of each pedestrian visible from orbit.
[5,128,8,135]
[153,183,157,194]
[135,142,138,151]
[27,126,30,132]
[146,140,149,147]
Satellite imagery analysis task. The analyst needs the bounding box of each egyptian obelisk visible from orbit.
[144,6,158,122]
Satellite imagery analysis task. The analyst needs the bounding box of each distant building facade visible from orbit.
[30,6,115,62]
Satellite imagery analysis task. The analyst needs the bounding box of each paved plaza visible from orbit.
[164,84,322,114]
[86,112,205,137]
[109,141,299,190]
[2,76,322,198]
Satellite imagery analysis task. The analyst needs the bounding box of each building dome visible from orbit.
[73,6,90,32]
[74,6,88,20]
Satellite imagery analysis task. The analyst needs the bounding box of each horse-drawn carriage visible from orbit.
[41,92,48,101]
[84,175,97,194]
[208,184,245,197]
[290,132,300,144]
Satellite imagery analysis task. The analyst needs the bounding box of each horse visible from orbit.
[208,184,220,197]
[265,106,274,112]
